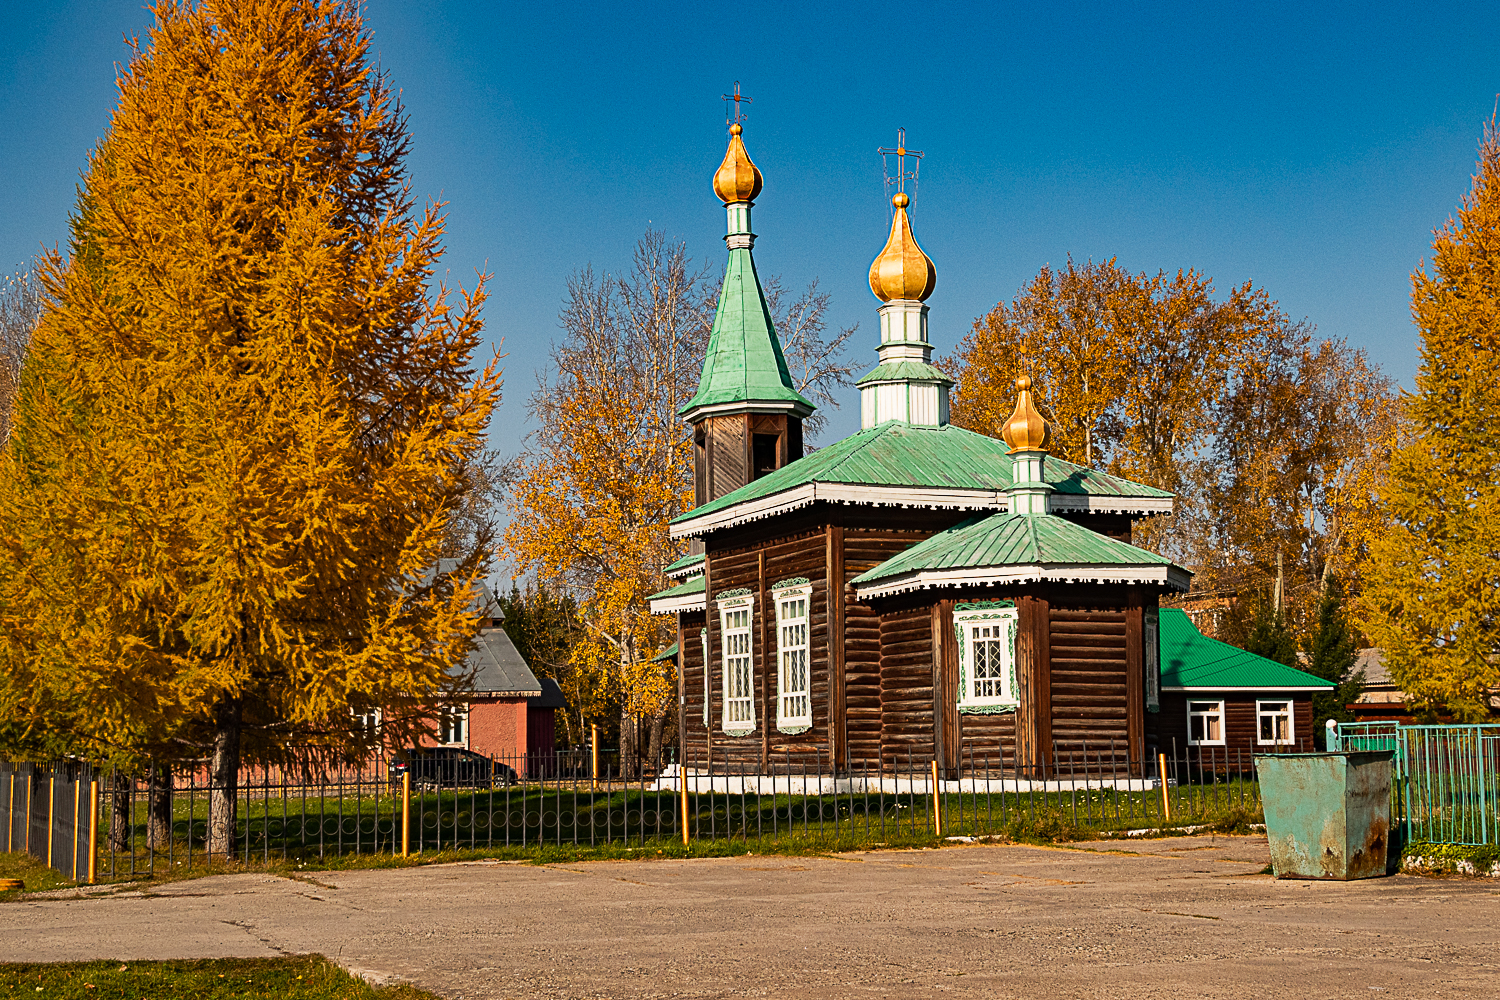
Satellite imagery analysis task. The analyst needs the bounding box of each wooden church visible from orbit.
[651,120,1194,777]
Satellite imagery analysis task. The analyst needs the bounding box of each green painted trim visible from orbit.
[777,725,812,736]
[772,577,811,591]
[955,599,1015,611]
[716,587,754,600]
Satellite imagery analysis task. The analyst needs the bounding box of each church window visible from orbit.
[701,628,710,728]
[1257,700,1293,745]
[718,594,756,736]
[1187,701,1225,746]
[752,433,779,480]
[1144,606,1160,712]
[955,604,1018,712]
[775,583,812,733]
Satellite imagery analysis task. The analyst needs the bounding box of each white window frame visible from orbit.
[955,604,1019,713]
[438,703,470,747]
[1187,700,1225,746]
[1144,606,1160,712]
[351,706,382,739]
[774,583,813,733]
[717,593,756,737]
[700,628,710,728]
[1256,699,1294,746]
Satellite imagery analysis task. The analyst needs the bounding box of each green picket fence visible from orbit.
[1333,722,1500,846]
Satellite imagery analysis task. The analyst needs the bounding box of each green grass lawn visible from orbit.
[0,853,75,895]
[0,957,440,999]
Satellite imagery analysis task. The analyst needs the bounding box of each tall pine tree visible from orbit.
[0,0,500,855]
[1357,119,1500,722]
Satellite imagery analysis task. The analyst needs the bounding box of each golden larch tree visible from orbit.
[1357,119,1500,721]
[0,0,500,855]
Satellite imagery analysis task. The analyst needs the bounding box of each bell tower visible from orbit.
[681,88,814,507]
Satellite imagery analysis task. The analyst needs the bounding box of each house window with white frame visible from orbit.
[1257,700,1293,745]
[351,707,382,740]
[718,594,755,736]
[438,704,469,746]
[1187,700,1224,746]
[955,604,1019,712]
[775,583,812,733]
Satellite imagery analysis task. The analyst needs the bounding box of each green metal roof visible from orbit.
[664,552,704,577]
[682,247,813,417]
[647,575,705,602]
[1159,609,1335,690]
[855,360,954,386]
[852,513,1179,586]
[651,642,679,663]
[671,421,1172,526]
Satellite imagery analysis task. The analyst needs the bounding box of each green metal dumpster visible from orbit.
[1255,750,1395,880]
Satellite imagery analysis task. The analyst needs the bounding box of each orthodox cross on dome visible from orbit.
[722,81,752,127]
[878,127,923,212]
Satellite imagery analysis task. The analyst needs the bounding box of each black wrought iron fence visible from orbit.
[5,740,1265,884]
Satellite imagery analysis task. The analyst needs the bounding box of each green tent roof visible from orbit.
[1159,609,1335,690]
[672,421,1172,529]
[651,642,679,663]
[852,512,1185,594]
[682,247,813,417]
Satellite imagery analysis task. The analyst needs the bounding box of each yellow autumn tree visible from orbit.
[1357,119,1500,721]
[507,234,705,774]
[0,0,500,855]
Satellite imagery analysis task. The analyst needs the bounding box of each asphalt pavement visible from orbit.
[1,835,1495,999]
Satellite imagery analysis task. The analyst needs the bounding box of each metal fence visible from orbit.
[1333,722,1500,846]
[6,741,1265,883]
[0,761,97,882]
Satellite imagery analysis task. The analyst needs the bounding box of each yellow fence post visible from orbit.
[47,775,55,869]
[88,780,99,885]
[1158,752,1171,821]
[401,771,410,858]
[591,724,599,791]
[930,760,942,838]
[23,776,31,854]
[72,780,81,882]
[5,773,12,853]
[680,765,690,847]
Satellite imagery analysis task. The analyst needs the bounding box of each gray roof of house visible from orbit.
[1355,648,1391,687]
[457,627,543,696]
[528,676,568,710]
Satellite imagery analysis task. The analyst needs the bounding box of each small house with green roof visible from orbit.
[653,122,1211,778]
[1154,609,1333,757]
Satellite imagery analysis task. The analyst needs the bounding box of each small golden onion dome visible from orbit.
[712,123,763,204]
[1000,375,1051,453]
[868,193,937,301]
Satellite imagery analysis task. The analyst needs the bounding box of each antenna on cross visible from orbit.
[722,81,752,128]
[878,127,923,216]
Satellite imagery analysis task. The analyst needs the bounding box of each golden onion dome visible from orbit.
[868,192,937,301]
[712,123,763,204]
[1000,375,1051,453]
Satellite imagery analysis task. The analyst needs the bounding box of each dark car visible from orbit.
[388,747,517,789]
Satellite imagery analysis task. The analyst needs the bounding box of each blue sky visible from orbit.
[2,2,1496,455]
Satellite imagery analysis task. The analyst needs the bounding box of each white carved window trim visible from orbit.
[1257,699,1294,746]
[351,706,382,739]
[955,604,1019,713]
[1187,700,1225,746]
[1144,606,1160,712]
[439,703,469,747]
[700,628,710,728]
[718,594,756,737]
[774,583,813,733]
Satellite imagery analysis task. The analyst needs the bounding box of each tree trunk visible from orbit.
[208,697,241,861]
[146,762,172,854]
[108,769,133,854]
[619,709,638,780]
[647,711,665,774]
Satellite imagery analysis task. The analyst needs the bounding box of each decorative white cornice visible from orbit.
[682,398,816,424]
[649,593,707,616]
[670,482,1175,538]
[1162,685,1332,693]
[853,563,1193,601]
